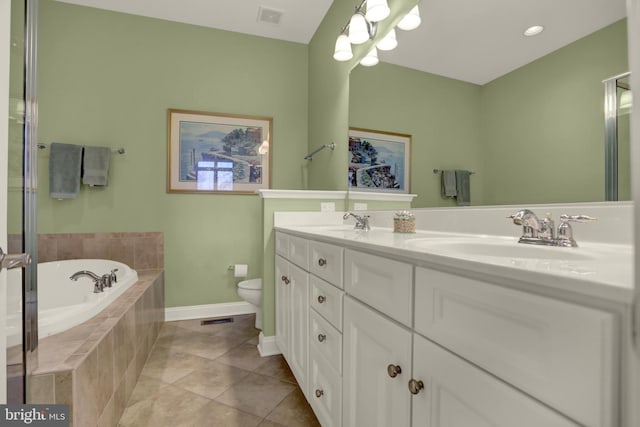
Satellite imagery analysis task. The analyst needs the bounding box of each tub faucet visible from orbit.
[343,212,370,231]
[70,270,105,293]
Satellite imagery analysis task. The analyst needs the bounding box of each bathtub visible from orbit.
[6,259,138,347]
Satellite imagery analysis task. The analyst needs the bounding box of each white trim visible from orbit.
[164,301,255,322]
[258,189,347,199]
[348,191,417,202]
[257,332,281,356]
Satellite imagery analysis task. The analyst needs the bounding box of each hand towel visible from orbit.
[455,169,471,206]
[82,146,111,186]
[441,170,457,197]
[49,142,83,199]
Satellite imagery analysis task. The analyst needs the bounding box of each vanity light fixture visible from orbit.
[397,5,421,31]
[365,0,390,22]
[333,1,421,65]
[524,25,544,37]
[377,28,398,51]
[360,47,379,66]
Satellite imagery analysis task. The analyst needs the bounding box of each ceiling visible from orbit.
[56,0,627,85]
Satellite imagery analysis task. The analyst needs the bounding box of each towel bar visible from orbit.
[433,169,475,174]
[37,143,125,154]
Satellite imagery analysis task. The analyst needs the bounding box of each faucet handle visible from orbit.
[557,215,596,247]
[559,214,597,223]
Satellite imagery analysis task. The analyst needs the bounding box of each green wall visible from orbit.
[349,19,628,206]
[37,1,308,308]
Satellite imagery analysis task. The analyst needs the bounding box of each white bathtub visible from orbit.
[6,259,138,347]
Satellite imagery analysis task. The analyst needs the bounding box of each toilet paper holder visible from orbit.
[228,264,248,278]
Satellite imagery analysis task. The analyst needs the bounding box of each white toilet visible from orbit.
[237,278,262,330]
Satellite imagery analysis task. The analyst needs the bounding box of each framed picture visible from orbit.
[167,109,272,194]
[348,128,411,193]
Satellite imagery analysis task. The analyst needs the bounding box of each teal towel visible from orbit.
[455,170,471,206]
[82,146,111,186]
[49,142,83,199]
[441,170,457,197]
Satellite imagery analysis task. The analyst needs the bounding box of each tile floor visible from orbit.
[118,314,320,427]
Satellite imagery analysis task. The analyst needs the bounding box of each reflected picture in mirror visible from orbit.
[349,0,629,207]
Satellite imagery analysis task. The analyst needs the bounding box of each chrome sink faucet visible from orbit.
[343,212,370,231]
[508,210,596,247]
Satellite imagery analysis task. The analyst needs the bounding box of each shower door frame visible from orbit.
[603,71,631,201]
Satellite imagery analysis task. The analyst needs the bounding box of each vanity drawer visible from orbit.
[344,249,413,327]
[309,241,344,288]
[275,232,289,257]
[308,350,342,427]
[309,275,344,331]
[414,267,616,427]
[288,235,309,270]
[309,308,342,374]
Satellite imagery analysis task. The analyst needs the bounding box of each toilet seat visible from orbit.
[238,278,262,290]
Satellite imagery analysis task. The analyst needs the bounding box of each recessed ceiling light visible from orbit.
[524,25,544,37]
[257,6,283,25]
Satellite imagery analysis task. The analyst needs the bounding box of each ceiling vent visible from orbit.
[257,6,283,25]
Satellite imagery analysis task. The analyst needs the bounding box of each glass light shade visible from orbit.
[619,91,633,110]
[377,28,398,51]
[365,0,390,22]
[360,47,379,67]
[333,34,353,61]
[523,25,544,36]
[397,5,421,31]
[348,13,370,44]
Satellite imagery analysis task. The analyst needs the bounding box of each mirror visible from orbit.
[348,0,629,207]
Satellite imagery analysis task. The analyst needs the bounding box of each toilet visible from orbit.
[237,278,262,330]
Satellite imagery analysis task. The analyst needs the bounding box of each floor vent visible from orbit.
[201,317,234,325]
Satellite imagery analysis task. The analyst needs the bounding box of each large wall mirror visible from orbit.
[348,0,629,207]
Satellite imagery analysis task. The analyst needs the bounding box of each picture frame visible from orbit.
[348,128,411,193]
[167,109,272,194]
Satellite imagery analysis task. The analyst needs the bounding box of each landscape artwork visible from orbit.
[168,109,272,193]
[348,128,411,193]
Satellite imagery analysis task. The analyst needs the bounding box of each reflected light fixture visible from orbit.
[397,5,421,31]
[619,91,633,110]
[258,140,269,155]
[524,25,544,36]
[365,0,390,22]
[377,28,397,51]
[333,33,354,61]
[360,47,379,67]
[348,11,372,44]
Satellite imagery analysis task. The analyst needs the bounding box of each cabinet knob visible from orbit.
[315,389,324,398]
[317,295,326,304]
[387,364,402,378]
[281,275,290,285]
[318,258,327,267]
[318,334,326,342]
[408,379,424,395]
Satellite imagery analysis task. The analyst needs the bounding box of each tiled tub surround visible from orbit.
[21,232,165,427]
[28,270,164,427]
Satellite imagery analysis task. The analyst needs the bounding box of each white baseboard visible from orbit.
[257,332,281,357]
[165,301,256,322]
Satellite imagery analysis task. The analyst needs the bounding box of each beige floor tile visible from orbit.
[214,373,297,418]
[217,343,267,371]
[126,374,169,407]
[155,330,248,360]
[265,387,321,427]
[172,360,251,400]
[256,420,286,427]
[253,355,297,384]
[141,349,218,383]
[188,400,264,427]
[118,383,210,427]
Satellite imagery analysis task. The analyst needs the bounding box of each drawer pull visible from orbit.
[281,275,290,285]
[315,389,324,398]
[317,295,326,304]
[318,334,326,343]
[408,379,424,395]
[387,364,402,378]
[318,258,327,267]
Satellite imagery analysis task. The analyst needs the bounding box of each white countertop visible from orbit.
[275,225,634,305]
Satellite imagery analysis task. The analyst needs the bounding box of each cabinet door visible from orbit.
[275,255,289,357]
[288,262,309,391]
[411,334,579,427]
[343,296,412,427]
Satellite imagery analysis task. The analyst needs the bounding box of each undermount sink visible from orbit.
[405,237,595,261]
